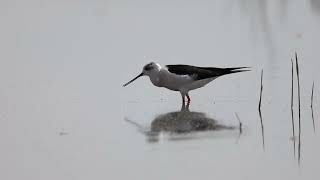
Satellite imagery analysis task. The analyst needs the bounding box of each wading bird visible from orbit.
[123,62,249,106]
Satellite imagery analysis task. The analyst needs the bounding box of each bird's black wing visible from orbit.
[166,65,249,80]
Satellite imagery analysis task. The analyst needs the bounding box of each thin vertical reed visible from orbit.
[295,52,301,164]
[258,69,265,150]
[235,112,242,134]
[311,81,315,132]
[291,58,296,158]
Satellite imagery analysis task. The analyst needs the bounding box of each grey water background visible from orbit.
[1,0,320,179]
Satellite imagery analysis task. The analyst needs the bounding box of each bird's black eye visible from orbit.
[144,63,154,71]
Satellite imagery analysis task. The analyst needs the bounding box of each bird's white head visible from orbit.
[123,62,161,87]
[142,62,161,76]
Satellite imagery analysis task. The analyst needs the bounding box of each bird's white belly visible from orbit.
[159,73,192,91]
[159,71,216,92]
[182,77,216,91]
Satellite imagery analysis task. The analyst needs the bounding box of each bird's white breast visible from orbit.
[158,69,217,92]
[158,69,194,91]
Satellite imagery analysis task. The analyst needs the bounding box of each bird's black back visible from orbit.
[166,65,249,80]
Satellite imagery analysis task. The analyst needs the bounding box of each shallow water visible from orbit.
[1,0,320,179]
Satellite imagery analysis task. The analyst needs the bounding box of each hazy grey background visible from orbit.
[1,0,320,180]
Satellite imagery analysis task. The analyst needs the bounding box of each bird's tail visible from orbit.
[203,67,250,76]
[223,67,250,74]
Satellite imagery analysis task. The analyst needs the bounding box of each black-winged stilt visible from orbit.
[123,62,249,105]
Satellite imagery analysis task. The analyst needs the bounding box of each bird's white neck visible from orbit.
[147,67,163,87]
[141,63,164,87]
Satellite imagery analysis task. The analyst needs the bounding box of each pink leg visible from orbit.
[186,94,191,103]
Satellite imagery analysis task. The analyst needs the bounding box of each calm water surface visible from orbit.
[0,0,320,179]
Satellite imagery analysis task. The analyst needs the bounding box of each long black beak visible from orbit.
[123,73,144,87]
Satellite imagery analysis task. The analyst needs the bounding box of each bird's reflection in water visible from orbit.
[125,103,239,143]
